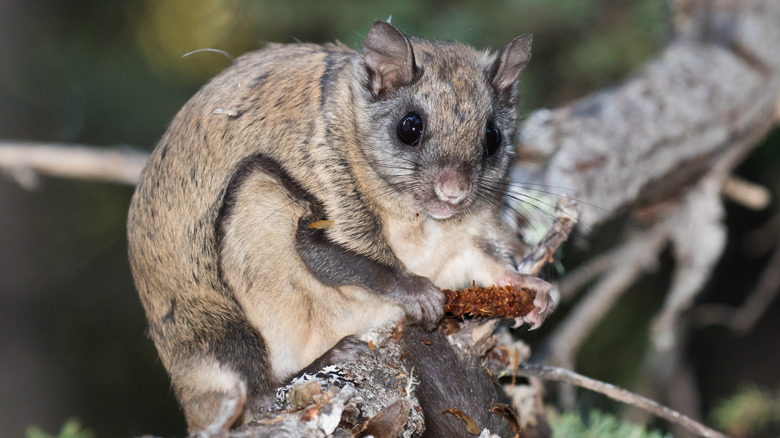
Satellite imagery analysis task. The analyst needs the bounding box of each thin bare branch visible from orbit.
[556,246,622,303]
[722,175,771,211]
[693,237,780,334]
[542,225,668,366]
[0,141,148,187]
[730,244,780,334]
[515,363,728,438]
[516,196,580,276]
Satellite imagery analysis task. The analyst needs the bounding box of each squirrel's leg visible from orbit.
[154,296,271,433]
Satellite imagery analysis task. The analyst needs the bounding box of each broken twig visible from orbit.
[514,363,727,438]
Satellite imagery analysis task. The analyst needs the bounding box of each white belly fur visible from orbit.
[385,213,505,290]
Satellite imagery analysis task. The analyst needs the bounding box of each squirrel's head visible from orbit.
[356,21,532,220]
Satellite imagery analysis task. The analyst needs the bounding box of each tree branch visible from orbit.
[692,235,780,334]
[0,141,148,187]
[515,363,727,438]
[513,0,780,229]
[541,224,668,367]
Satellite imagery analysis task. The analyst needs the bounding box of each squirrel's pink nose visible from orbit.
[434,167,468,204]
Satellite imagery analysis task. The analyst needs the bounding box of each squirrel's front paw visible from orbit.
[391,273,445,330]
[498,272,556,330]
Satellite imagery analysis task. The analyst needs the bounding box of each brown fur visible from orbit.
[128,22,542,433]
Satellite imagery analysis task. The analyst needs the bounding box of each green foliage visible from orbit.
[548,409,672,438]
[711,385,780,437]
[26,418,94,438]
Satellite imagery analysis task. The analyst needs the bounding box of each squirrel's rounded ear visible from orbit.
[488,34,532,102]
[362,21,416,99]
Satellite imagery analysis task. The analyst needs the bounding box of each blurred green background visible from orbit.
[1,1,777,437]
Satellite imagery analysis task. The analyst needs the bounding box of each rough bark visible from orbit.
[513,0,780,229]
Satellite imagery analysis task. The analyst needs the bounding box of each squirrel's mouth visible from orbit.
[425,200,460,220]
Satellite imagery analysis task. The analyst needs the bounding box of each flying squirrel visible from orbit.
[127,21,553,436]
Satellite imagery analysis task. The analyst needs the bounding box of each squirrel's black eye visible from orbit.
[484,123,502,157]
[397,112,423,146]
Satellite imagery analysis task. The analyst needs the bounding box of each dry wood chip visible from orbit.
[441,408,481,435]
[490,403,521,434]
